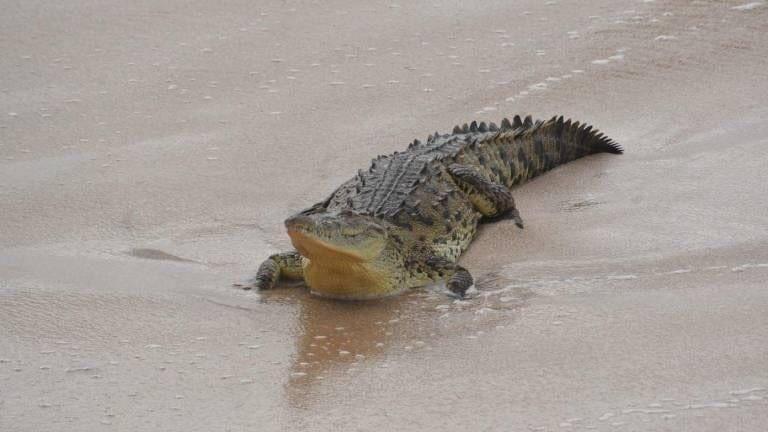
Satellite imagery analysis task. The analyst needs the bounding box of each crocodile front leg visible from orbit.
[238,251,305,290]
[447,163,524,228]
[425,255,474,298]
[406,245,474,298]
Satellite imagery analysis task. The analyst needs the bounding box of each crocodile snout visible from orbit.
[285,214,314,232]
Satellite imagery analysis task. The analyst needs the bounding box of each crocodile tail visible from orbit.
[518,114,623,155]
[506,115,622,185]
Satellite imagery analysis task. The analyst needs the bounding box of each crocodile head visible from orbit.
[285,209,389,262]
[284,209,402,299]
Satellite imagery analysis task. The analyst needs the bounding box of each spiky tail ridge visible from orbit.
[503,114,622,185]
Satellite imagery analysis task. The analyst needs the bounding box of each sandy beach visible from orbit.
[2,0,767,430]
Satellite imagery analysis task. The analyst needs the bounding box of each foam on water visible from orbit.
[605,274,638,280]
[731,2,764,11]
[740,395,764,401]
[621,408,671,414]
[685,402,733,409]
[730,387,765,395]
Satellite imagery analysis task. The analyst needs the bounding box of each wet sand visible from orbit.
[2,0,768,430]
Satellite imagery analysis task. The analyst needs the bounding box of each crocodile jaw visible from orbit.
[287,229,399,299]
[303,260,400,300]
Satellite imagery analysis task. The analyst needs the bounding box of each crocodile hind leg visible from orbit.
[447,163,524,228]
[237,251,305,290]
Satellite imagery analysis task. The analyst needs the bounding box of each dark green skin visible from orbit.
[242,115,622,299]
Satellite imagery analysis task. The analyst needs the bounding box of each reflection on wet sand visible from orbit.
[259,273,530,407]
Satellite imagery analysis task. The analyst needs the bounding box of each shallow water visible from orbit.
[2,0,768,430]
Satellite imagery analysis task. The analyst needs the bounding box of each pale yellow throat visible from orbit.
[287,230,393,299]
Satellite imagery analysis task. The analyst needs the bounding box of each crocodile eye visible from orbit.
[341,228,362,237]
[367,223,386,236]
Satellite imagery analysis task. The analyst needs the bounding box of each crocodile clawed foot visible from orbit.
[233,277,257,290]
[511,208,524,229]
[487,207,524,229]
[447,286,466,299]
[447,269,475,299]
[234,270,277,291]
[447,284,480,300]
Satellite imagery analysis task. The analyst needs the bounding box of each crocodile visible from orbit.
[241,115,622,299]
